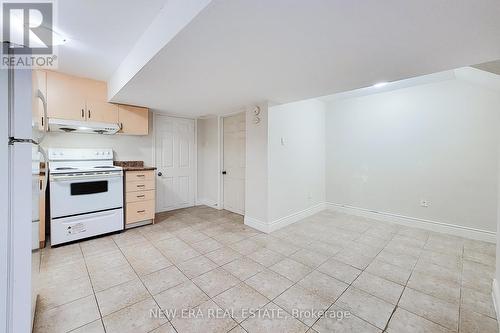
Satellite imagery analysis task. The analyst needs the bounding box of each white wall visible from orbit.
[40,114,154,165]
[325,79,500,233]
[245,104,269,224]
[196,117,220,207]
[268,99,326,222]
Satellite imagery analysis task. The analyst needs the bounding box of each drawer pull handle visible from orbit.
[137,185,145,188]
[136,174,145,177]
[137,195,145,198]
[137,210,146,213]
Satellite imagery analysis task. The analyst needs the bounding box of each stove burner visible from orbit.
[94,166,115,169]
[55,167,77,170]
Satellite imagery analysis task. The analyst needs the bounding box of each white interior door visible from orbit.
[223,113,246,215]
[155,115,196,212]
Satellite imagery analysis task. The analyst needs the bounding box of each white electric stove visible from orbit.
[48,148,124,246]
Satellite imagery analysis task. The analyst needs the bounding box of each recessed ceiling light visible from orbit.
[52,31,69,46]
[373,82,388,88]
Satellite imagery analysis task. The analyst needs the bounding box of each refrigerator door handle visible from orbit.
[8,137,39,145]
[8,142,49,193]
[36,89,48,143]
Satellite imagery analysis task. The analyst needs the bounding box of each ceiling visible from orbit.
[54,0,167,81]
[319,66,500,103]
[109,0,500,116]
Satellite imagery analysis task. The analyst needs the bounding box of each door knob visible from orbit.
[158,172,163,176]
[222,171,227,175]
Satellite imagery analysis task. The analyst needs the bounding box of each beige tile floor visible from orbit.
[33,206,498,333]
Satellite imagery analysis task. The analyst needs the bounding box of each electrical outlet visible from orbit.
[420,199,429,208]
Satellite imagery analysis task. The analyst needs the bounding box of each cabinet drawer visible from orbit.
[126,180,155,192]
[126,190,155,203]
[126,200,155,224]
[126,170,155,182]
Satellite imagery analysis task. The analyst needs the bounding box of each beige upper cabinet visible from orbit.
[39,70,148,135]
[118,105,149,135]
[45,71,119,123]
[46,71,87,121]
[85,80,119,123]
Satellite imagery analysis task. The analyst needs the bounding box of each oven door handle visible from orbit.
[50,173,123,182]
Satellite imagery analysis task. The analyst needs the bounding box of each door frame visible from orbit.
[219,110,246,215]
[152,112,197,213]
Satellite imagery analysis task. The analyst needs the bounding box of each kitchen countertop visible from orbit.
[114,161,157,171]
[121,166,157,171]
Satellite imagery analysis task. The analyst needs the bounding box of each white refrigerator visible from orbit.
[1,53,48,332]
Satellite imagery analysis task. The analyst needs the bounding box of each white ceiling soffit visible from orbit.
[111,0,500,116]
[108,0,212,99]
[455,66,500,92]
[55,0,168,81]
[318,70,457,102]
[319,66,500,102]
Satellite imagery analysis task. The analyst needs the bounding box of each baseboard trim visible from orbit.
[268,203,326,233]
[326,202,496,243]
[244,203,327,234]
[244,216,269,233]
[196,198,220,209]
[492,279,500,325]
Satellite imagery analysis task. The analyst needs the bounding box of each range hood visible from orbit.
[48,118,120,135]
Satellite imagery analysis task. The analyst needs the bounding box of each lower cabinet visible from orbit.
[124,170,156,227]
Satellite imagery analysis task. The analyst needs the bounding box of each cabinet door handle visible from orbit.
[41,117,44,127]
[81,109,84,118]
[88,110,91,118]
[137,210,146,213]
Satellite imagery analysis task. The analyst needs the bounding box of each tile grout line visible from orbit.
[387,234,467,332]
[245,222,395,331]
[37,208,495,333]
[270,219,392,329]
[76,242,107,333]
[166,211,269,332]
[380,232,429,332]
[146,215,330,330]
[304,225,399,331]
[90,212,238,331]
[143,226,245,332]
[109,235,182,333]
[458,244,464,333]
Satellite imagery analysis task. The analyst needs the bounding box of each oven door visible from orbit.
[50,172,123,218]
